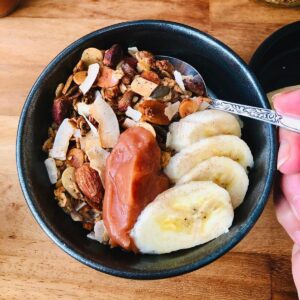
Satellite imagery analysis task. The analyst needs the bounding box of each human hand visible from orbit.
[273,89,300,296]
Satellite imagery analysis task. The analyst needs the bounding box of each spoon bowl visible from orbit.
[161,55,300,133]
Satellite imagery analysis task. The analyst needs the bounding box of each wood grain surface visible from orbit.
[0,0,299,299]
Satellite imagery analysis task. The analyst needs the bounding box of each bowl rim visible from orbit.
[16,19,277,279]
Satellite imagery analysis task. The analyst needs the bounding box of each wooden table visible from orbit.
[0,1,299,299]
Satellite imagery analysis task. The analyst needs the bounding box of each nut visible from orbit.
[52,97,72,125]
[179,99,199,118]
[73,60,85,73]
[141,70,160,85]
[135,51,155,72]
[97,66,121,88]
[55,83,64,97]
[121,61,137,78]
[138,100,170,125]
[183,77,205,96]
[81,48,103,66]
[62,75,73,95]
[155,60,174,77]
[67,148,85,168]
[103,44,123,68]
[124,56,138,68]
[118,91,134,112]
[73,71,87,85]
[122,75,132,85]
[103,85,120,100]
[62,167,82,199]
[161,151,171,168]
[75,163,104,210]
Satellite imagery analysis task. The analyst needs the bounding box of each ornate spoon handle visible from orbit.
[209,98,300,133]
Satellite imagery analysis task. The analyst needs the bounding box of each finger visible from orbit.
[281,173,300,222]
[275,194,300,245]
[277,128,300,174]
[292,244,300,297]
[273,89,300,118]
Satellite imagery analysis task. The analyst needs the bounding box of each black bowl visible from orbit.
[250,21,300,92]
[16,20,276,279]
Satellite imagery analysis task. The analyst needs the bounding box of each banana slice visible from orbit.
[164,135,253,182]
[178,157,249,209]
[168,110,241,151]
[131,181,234,254]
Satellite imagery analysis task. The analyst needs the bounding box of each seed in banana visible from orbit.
[164,135,254,183]
[178,157,249,209]
[168,110,241,151]
[131,181,234,254]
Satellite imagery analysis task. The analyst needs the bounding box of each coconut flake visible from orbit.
[76,102,98,136]
[75,202,87,212]
[123,117,137,128]
[79,131,97,151]
[90,91,120,148]
[166,132,171,148]
[174,70,186,92]
[79,63,100,94]
[49,119,75,160]
[44,157,58,184]
[192,96,211,111]
[128,46,138,57]
[164,101,180,120]
[113,69,124,80]
[119,83,127,94]
[73,129,81,139]
[77,102,91,116]
[136,122,156,137]
[85,137,109,187]
[70,211,83,222]
[87,220,109,244]
[199,101,210,111]
[125,106,142,122]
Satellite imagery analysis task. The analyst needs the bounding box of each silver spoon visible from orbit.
[158,55,300,133]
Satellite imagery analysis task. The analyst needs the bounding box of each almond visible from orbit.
[121,61,137,78]
[118,91,134,112]
[66,148,85,168]
[75,163,104,210]
[141,70,160,85]
[138,100,170,125]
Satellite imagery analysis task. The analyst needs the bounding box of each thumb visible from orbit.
[274,89,300,174]
[277,129,300,174]
[273,89,300,118]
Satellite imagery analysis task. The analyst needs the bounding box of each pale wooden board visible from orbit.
[0,0,299,298]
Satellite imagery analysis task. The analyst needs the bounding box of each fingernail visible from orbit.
[292,244,300,256]
[291,196,300,220]
[293,231,300,246]
[277,140,290,170]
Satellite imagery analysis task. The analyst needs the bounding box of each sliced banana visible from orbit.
[178,157,249,209]
[131,181,234,254]
[164,135,253,183]
[168,110,241,151]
